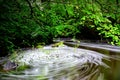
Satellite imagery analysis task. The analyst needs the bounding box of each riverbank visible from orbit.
[54,38,120,54]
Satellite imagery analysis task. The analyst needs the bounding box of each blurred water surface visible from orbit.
[0,44,120,80]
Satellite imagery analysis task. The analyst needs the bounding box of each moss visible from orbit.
[16,63,31,71]
[52,41,64,47]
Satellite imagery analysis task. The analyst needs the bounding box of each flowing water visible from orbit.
[0,43,120,80]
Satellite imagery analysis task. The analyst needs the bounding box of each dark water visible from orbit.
[101,52,120,80]
[64,41,120,80]
[0,43,120,80]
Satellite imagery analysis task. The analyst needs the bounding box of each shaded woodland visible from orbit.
[0,0,120,56]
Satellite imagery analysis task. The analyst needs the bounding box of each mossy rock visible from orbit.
[16,64,31,71]
[52,41,64,47]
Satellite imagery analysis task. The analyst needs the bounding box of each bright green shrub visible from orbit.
[54,24,79,37]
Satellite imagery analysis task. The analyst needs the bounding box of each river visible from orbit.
[0,40,120,80]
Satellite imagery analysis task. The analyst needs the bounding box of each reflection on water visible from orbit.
[0,44,120,80]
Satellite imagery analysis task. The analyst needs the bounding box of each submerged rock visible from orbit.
[0,57,17,71]
[3,61,18,71]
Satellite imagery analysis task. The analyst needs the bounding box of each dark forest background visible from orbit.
[0,0,120,56]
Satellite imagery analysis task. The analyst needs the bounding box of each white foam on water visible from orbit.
[15,45,109,70]
[6,45,110,80]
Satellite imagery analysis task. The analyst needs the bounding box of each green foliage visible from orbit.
[0,0,53,56]
[98,24,120,45]
[54,24,79,37]
[79,0,120,45]
[0,0,120,56]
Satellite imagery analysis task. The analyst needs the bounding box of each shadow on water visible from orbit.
[0,42,120,80]
[100,52,120,80]
[64,40,120,80]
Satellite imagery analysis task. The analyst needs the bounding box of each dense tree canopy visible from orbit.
[0,0,120,56]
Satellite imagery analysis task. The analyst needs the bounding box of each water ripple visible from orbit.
[0,45,110,80]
